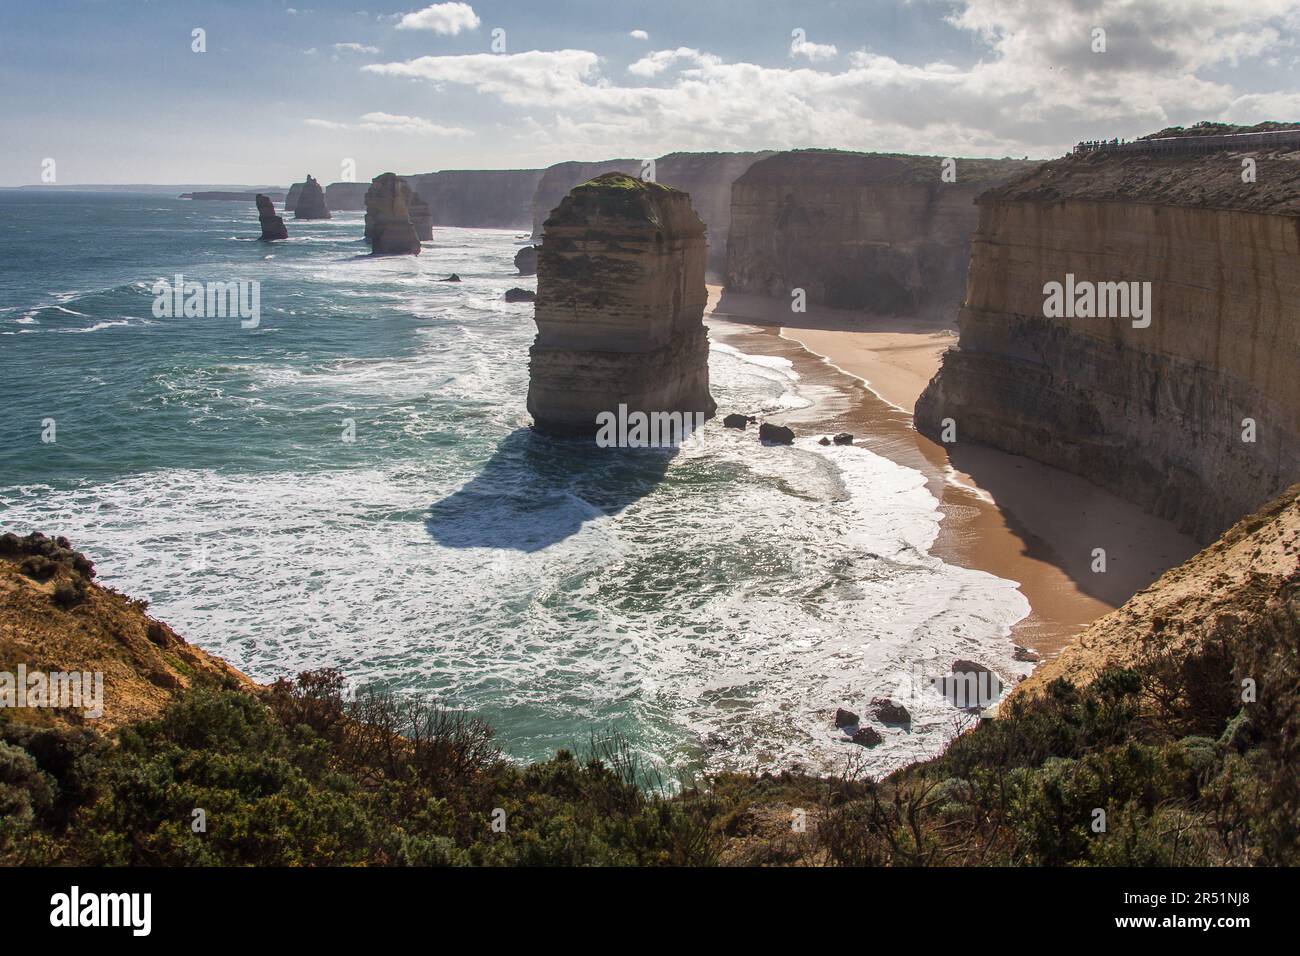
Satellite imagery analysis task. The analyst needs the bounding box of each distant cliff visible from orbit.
[655,152,775,274]
[325,182,368,211]
[725,150,1035,314]
[404,169,543,228]
[916,134,1300,542]
[528,173,715,435]
[530,160,641,239]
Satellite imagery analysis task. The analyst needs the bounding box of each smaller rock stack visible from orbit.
[514,245,538,275]
[256,194,288,241]
[409,192,433,241]
[363,173,421,256]
[284,182,304,211]
[293,175,331,220]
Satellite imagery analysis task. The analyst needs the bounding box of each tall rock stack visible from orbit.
[527,173,716,436]
[408,192,433,241]
[255,194,288,241]
[293,175,331,220]
[363,173,421,256]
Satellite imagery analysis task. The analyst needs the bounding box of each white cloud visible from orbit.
[362,0,1300,160]
[790,39,838,62]
[396,2,480,34]
[305,112,472,136]
[629,30,649,41]
[627,48,719,78]
[333,42,379,53]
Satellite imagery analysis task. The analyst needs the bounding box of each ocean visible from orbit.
[0,192,1030,776]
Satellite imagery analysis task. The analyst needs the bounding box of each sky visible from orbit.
[3,0,1300,186]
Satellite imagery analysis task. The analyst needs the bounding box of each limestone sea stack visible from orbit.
[255,194,288,241]
[363,173,421,256]
[408,192,433,241]
[284,181,304,212]
[916,124,1300,542]
[514,245,538,275]
[527,173,716,436]
[293,175,331,220]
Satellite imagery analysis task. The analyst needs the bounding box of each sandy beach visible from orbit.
[705,285,1200,658]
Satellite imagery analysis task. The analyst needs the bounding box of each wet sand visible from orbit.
[705,286,1200,658]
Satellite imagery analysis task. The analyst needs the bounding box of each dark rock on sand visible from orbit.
[851,726,883,747]
[834,707,859,728]
[871,697,911,725]
[759,422,795,445]
[723,413,756,429]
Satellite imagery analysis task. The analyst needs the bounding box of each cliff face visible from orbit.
[408,192,433,241]
[530,159,641,239]
[406,169,543,228]
[325,181,368,211]
[528,173,716,435]
[364,173,421,256]
[916,144,1300,542]
[655,151,774,274]
[255,194,287,241]
[293,175,330,220]
[725,150,1035,315]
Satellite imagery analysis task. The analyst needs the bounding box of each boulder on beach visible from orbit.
[834,707,859,728]
[934,660,1003,710]
[723,413,756,430]
[850,726,883,747]
[759,422,795,445]
[255,194,288,241]
[293,175,331,220]
[871,697,911,725]
[833,432,854,445]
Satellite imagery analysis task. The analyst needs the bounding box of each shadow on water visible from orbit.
[426,427,677,552]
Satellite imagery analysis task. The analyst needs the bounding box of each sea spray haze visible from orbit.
[0,192,1028,775]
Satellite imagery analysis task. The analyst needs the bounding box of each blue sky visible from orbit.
[3,0,1299,185]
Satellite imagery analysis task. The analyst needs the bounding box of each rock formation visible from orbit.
[363,173,421,256]
[255,193,287,241]
[292,174,331,220]
[408,192,433,241]
[505,288,535,303]
[514,245,538,275]
[284,181,304,211]
[527,173,716,436]
[406,169,544,228]
[654,151,774,274]
[324,181,368,211]
[530,159,641,239]
[725,150,1035,315]
[916,128,1300,542]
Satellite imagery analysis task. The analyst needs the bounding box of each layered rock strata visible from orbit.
[655,151,774,273]
[408,192,433,241]
[725,150,1035,315]
[527,173,716,435]
[324,181,368,211]
[363,173,421,256]
[292,174,331,219]
[406,169,543,227]
[916,134,1300,542]
[255,193,288,241]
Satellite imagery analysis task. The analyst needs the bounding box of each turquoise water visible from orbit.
[0,192,1030,775]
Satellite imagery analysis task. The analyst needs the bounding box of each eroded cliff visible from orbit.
[407,169,543,228]
[725,150,1035,315]
[364,173,421,256]
[916,137,1300,542]
[528,173,716,435]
